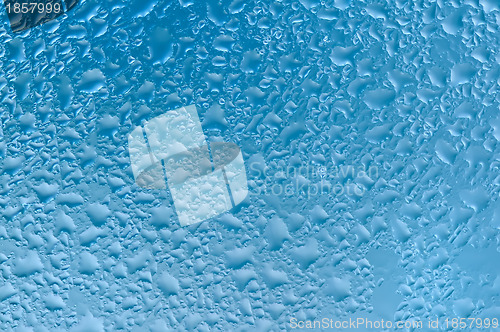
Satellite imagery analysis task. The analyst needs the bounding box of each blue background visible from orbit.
[0,0,499,330]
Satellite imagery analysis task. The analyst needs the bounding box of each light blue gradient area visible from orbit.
[0,0,499,331]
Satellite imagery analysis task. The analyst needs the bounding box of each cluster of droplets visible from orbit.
[0,0,498,330]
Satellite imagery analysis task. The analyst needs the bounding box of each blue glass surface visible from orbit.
[0,0,499,330]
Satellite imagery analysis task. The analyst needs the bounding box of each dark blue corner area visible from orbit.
[3,0,78,32]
